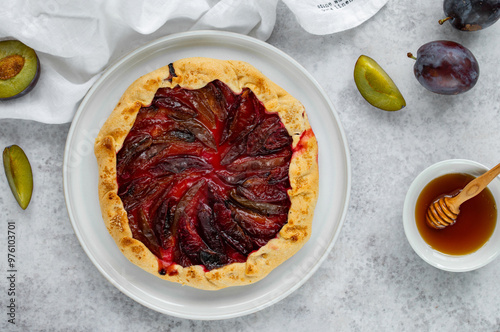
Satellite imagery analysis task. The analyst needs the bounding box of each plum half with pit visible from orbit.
[0,40,40,100]
[439,0,500,31]
[408,41,479,95]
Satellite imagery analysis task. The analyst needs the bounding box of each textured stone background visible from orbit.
[1,1,500,331]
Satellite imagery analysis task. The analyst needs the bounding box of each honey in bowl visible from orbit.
[415,173,497,255]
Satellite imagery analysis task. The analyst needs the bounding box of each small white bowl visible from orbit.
[403,159,500,272]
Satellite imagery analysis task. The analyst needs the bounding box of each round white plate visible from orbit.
[63,31,351,320]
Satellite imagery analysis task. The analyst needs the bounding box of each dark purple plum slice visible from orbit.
[238,177,288,203]
[230,189,289,215]
[231,204,286,238]
[213,203,254,255]
[226,149,292,172]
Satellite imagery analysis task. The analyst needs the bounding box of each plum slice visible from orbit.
[3,145,33,210]
[151,155,212,175]
[238,177,289,203]
[230,204,286,238]
[246,116,280,155]
[116,79,294,271]
[353,55,406,111]
[223,89,261,144]
[226,149,292,172]
[213,202,254,256]
[0,40,40,100]
[230,189,289,215]
[262,127,293,153]
[154,98,197,120]
[220,136,248,165]
[157,86,217,128]
[180,119,217,150]
[137,208,161,257]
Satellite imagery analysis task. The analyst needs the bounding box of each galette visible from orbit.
[94,57,318,290]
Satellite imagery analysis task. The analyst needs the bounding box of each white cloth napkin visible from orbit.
[1,0,386,123]
[0,0,279,123]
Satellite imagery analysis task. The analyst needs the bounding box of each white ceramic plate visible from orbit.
[63,31,351,320]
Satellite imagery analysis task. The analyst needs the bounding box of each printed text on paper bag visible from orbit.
[317,0,354,11]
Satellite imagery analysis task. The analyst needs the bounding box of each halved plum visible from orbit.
[116,79,294,272]
[0,40,40,100]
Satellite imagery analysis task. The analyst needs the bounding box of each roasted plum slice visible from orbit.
[150,155,212,175]
[222,89,261,144]
[213,202,254,256]
[246,116,281,155]
[0,40,40,100]
[197,203,225,254]
[136,208,161,257]
[116,80,295,272]
[238,177,289,203]
[230,204,287,238]
[226,149,292,172]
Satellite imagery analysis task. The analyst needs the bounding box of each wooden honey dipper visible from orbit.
[426,162,500,229]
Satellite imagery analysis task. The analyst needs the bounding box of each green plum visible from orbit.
[3,145,33,209]
[354,55,406,111]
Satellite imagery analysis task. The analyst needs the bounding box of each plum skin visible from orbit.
[442,0,500,31]
[412,40,479,95]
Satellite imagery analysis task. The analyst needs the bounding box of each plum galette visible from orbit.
[94,58,318,290]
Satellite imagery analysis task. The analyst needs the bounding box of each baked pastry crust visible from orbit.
[95,57,319,290]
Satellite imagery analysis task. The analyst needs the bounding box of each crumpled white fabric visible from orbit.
[0,0,279,123]
[282,0,388,35]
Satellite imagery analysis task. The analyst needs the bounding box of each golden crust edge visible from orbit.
[94,57,319,290]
